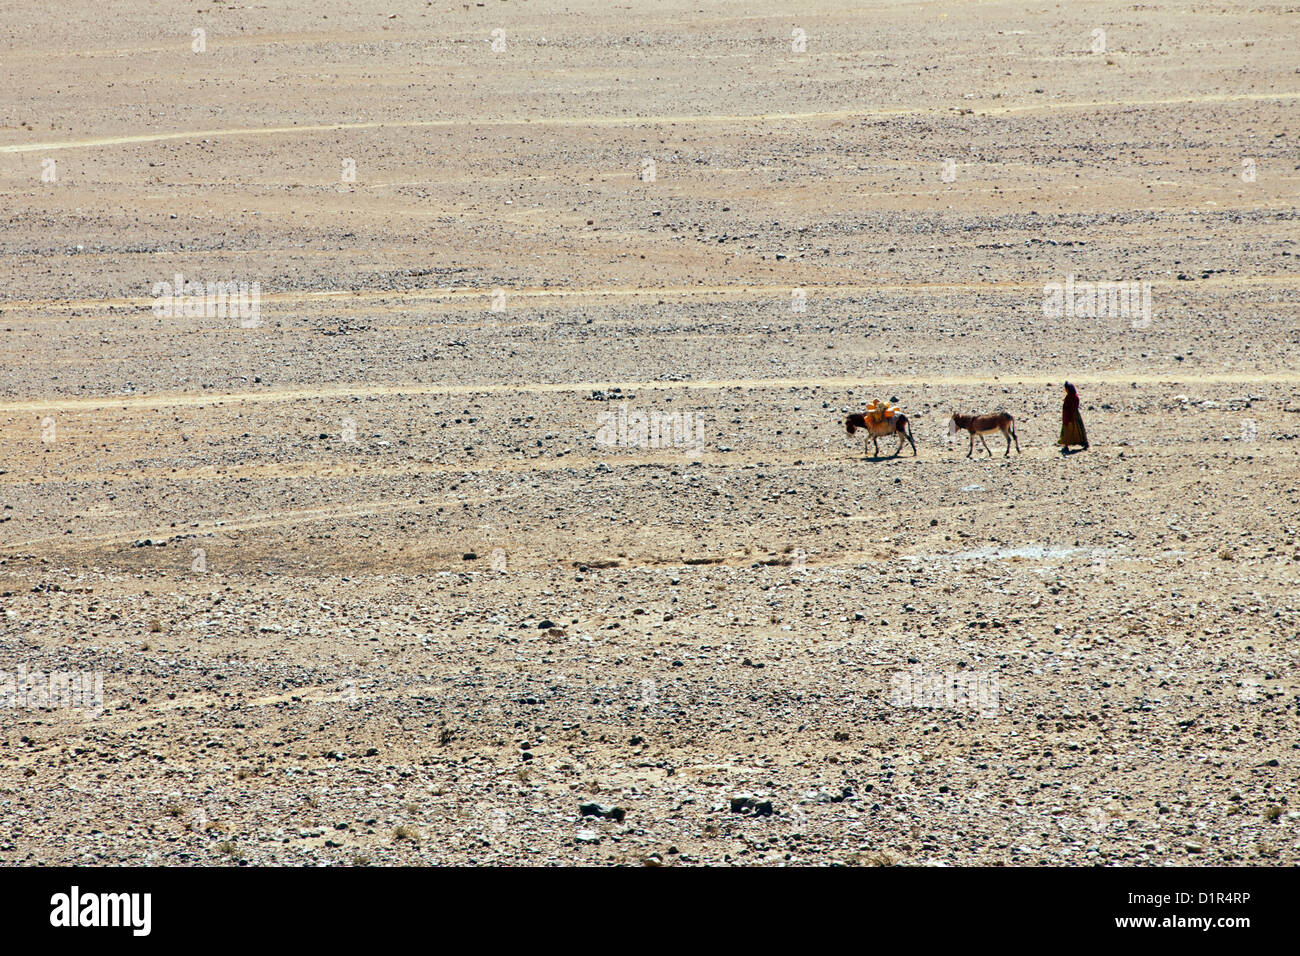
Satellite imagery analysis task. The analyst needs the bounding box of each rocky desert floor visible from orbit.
[0,0,1298,866]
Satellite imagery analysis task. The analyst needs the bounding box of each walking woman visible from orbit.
[1058,381,1089,452]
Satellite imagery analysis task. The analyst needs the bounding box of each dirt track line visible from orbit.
[1,449,689,488]
[0,489,528,551]
[2,370,1298,414]
[3,92,1296,154]
[4,440,1294,547]
[3,274,1297,315]
[8,295,1298,335]
[0,281,1040,312]
[0,440,1107,490]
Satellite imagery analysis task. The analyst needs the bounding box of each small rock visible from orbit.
[579,802,626,822]
[730,794,774,816]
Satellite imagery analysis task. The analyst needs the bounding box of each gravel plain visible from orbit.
[1,0,1298,865]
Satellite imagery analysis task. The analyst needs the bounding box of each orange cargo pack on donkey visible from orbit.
[845,399,917,457]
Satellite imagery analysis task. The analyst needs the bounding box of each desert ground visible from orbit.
[0,0,1297,866]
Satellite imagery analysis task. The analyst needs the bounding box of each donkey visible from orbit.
[846,412,917,458]
[948,412,1020,458]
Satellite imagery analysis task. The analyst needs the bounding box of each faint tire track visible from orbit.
[3,92,1296,154]
[3,369,1300,414]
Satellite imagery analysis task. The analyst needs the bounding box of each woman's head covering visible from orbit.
[1064,381,1076,394]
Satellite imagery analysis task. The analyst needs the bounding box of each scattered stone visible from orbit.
[730,795,774,816]
[579,802,626,822]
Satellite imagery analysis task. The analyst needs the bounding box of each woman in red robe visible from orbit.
[1058,382,1088,451]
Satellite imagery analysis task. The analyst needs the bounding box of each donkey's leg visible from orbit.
[893,431,904,457]
[967,432,974,458]
[1012,425,1021,454]
[1004,428,1012,457]
[979,433,993,457]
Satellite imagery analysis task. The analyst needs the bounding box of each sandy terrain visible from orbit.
[1,0,1297,866]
